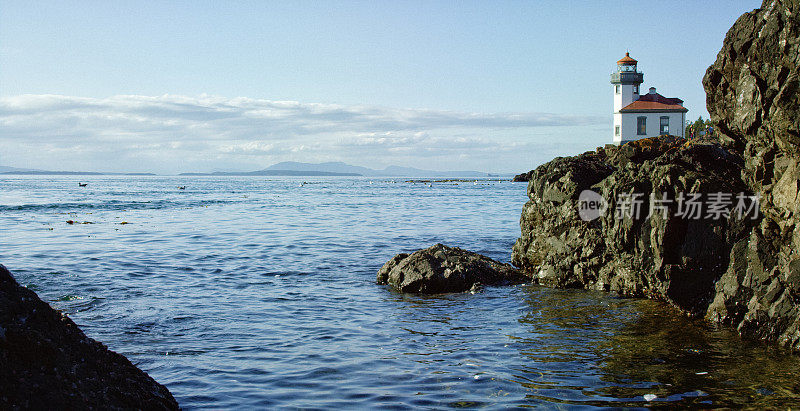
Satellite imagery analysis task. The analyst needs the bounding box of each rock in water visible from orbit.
[377,244,527,293]
[512,0,800,350]
[702,0,800,348]
[0,264,179,409]
[512,171,533,182]
[512,137,751,314]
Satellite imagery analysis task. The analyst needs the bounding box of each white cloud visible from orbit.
[0,94,606,173]
[219,142,278,156]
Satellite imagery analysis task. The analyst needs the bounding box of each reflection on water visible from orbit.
[514,287,800,407]
[1,175,798,408]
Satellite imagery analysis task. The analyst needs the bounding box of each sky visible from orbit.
[0,1,759,174]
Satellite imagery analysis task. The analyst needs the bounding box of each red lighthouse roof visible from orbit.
[620,91,688,112]
[617,52,637,65]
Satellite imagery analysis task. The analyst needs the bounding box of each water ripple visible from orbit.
[1,175,799,409]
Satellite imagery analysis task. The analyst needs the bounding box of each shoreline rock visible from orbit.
[0,264,179,409]
[512,171,533,182]
[511,0,800,350]
[702,0,800,348]
[513,137,753,313]
[377,243,526,293]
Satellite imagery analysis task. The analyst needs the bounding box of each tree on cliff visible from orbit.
[685,116,715,138]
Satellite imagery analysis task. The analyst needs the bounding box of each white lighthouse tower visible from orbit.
[611,52,687,145]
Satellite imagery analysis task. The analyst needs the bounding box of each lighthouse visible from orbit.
[611,52,687,145]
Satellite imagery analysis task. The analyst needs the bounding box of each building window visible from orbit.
[615,125,620,136]
[637,116,647,135]
[633,85,639,94]
[615,85,620,94]
[660,116,669,135]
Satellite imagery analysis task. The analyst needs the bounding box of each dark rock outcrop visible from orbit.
[512,137,753,315]
[702,0,800,348]
[512,0,800,349]
[512,171,533,182]
[0,264,179,409]
[377,244,526,293]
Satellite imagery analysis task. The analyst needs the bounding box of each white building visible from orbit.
[611,53,687,145]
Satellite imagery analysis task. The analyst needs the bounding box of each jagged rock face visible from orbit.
[377,243,526,293]
[512,0,800,350]
[703,0,800,348]
[0,264,179,409]
[512,137,754,316]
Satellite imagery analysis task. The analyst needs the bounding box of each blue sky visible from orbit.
[0,1,758,174]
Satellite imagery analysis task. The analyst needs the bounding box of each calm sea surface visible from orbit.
[1,175,799,409]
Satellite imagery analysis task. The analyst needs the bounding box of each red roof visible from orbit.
[617,52,637,65]
[620,92,687,112]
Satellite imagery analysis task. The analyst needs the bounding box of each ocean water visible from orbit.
[2,175,799,409]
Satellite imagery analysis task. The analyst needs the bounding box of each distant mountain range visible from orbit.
[180,162,493,177]
[179,169,361,177]
[0,166,154,176]
[0,166,38,173]
[1,161,502,177]
[259,161,492,177]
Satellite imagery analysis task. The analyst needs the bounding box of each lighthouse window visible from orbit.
[660,116,670,134]
[615,85,620,94]
[615,126,620,136]
[633,85,639,94]
[637,117,647,135]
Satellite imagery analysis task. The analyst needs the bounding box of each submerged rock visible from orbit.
[512,0,800,350]
[377,244,526,293]
[0,264,179,409]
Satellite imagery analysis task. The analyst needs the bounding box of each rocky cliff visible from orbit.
[702,0,800,348]
[512,137,755,313]
[0,264,179,409]
[513,0,800,350]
